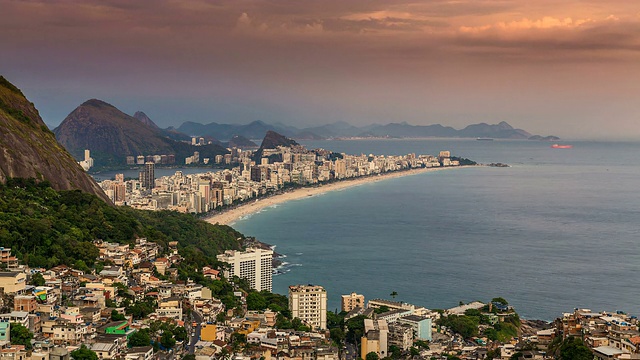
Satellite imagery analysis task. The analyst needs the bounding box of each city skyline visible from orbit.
[2,0,640,139]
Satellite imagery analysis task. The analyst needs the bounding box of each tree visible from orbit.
[558,337,593,360]
[70,345,98,360]
[10,323,33,349]
[128,329,151,347]
[246,292,267,310]
[410,347,420,356]
[160,330,176,349]
[111,309,126,321]
[173,326,188,342]
[30,272,45,286]
[388,345,401,359]
[510,352,523,360]
[330,327,345,345]
[346,315,367,344]
[491,297,508,305]
[366,352,379,360]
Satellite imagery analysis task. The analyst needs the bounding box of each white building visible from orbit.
[289,284,327,330]
[216,248,273,292]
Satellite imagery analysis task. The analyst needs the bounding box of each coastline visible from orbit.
[204,165,474,226]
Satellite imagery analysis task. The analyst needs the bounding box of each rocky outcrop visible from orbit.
[252,131,299,161]
[0,76,110,202]
[133,111,160,129]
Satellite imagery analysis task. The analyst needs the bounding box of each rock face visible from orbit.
[133,111,160,129]
[0,76,110,202]
[252,130,299,161]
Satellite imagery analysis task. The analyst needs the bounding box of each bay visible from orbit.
[232,139,640,320]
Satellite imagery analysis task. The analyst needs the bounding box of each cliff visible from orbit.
[0,76,110,202]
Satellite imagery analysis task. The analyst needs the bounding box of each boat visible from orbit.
[476,137,494,141]
[551,144,573,149]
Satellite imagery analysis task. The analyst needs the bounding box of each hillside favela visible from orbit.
[1,1,640,360]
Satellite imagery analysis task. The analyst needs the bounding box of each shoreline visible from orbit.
[204,165,475,226]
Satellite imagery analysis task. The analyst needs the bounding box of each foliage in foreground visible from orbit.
[0,178,241,269]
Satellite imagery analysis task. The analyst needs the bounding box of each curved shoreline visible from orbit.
[204,165,474,226]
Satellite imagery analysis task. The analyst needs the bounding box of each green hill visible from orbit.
[0,178,241,270]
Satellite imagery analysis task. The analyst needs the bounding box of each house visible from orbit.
[13,295,37,313]
[125,346,154,360]
[156,297,182,321]
[91,342,120,360]
[0,271,26,294]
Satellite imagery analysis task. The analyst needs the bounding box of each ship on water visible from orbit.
[551,144,573,149]
[476,137,494,141]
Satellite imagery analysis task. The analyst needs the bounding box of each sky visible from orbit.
[2,0,640,139]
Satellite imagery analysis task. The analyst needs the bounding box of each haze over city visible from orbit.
[2,0,640,139]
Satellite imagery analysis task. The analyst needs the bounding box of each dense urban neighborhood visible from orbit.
[1,241,638,360]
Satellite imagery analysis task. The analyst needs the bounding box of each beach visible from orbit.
[204,165,469,226]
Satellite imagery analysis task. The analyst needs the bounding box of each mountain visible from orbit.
[53,100,229,168]
[177,120,298,140]
[133,111,159,129]
[253,130,299,161]
[228,135,258,148]
[0,76,109,202]
[177,119,553,140]
[458,121,531,139]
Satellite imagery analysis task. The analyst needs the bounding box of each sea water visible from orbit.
[232,139,640,320]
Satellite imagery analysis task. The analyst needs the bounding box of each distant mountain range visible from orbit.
[50,97,557,170]
[176,119,556,141]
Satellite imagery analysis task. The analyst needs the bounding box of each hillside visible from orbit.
[0,178,242,269]
[0,76,109,201]
[53,100,229,169]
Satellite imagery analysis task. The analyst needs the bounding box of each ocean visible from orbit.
[231,139,640,320]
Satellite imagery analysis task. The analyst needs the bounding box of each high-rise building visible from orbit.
[289,284,327,330]
[141,162,155,190]
[216,248,273,292]
[361,319,389,359]
[341,292,365,312]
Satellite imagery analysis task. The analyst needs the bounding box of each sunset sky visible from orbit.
[2,0,640,139]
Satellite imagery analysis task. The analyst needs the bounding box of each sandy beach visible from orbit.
[204,165,472,226]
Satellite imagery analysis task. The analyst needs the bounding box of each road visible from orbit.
[188,310,204,354]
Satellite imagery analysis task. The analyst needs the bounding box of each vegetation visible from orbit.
[128,330,152,346]
[29,272,45,286]
[110,310,126,321]
[548,337,593,360]
[437,315,479,338]
[70,345,98,360]
[0,178,241,269]
[10,323,33,349]
[450,156,477,166]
